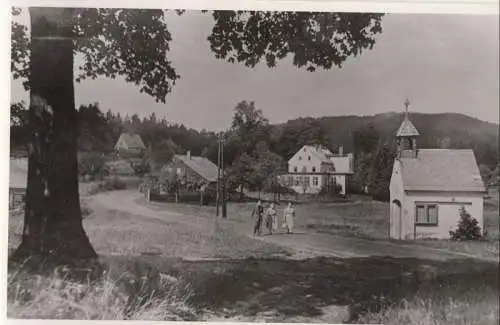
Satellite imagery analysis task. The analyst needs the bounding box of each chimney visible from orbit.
[187,150,191,160]
[339,145,344,156]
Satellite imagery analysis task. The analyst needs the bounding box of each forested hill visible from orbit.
[10,101,498,170]
[10,101,499,197]
[271,112,499,166]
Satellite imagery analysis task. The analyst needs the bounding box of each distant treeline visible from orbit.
[10,101,499,200]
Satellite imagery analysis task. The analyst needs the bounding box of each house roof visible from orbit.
[396,117,420,137]
[9,158,28,189]
[115,133,146,150]
[301,145,334,164]
[172,155,219,182]
[400,149,486,192]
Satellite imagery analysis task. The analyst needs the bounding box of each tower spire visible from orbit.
[396,97,419,159]
[404,98,410,118]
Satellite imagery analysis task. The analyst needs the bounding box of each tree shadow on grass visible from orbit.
[103,255,499,322]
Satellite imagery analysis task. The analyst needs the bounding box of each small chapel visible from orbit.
[389,99,486,240]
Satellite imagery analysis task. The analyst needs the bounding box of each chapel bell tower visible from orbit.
[396,98,419,159]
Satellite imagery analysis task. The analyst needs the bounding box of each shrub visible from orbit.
[78,152,108,180]
[319,182,343,198]
[449,207,482,241]
[88,177,127,195]
[129,160,151,177]
[103,177,127,191]
[81,199,93,219]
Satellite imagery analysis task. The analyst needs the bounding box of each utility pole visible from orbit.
[221,132,227,218]
[216,134,221,217]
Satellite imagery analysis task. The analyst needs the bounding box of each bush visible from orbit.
[449,207,482,241]
[130,160,151,177]
[81,199,93,219]
[78,152,108,180]
[103,177,127,191]
[88,177,127,195]
[318,182,343,198]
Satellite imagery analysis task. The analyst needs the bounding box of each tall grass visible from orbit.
[7,264,196,320]
[359,292,499,325]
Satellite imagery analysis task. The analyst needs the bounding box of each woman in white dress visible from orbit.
[283,202,296,234]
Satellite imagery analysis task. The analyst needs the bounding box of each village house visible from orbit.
[160,151,219,187]
[9,158,28,209]
[114,132,146,158]
[389,101,486,240]
[285,144,354,195]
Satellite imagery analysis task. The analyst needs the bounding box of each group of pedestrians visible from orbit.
[252,200,296,236]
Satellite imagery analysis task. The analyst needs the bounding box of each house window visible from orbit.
[313,177,319,186]
[304,176,310,185]
[312,166,316,173]
[415,204,438,226]
[176,167,182,175]
[308,156,311,161]
[302,166,307,173]
[298,156,302,160]
[293,166,298,172]
[294,177,300,186]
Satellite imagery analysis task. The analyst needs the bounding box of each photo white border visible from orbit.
[4,0,500,14]
[1,1,498,325]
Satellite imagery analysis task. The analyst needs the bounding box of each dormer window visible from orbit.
[293,166,298,172]
[298,156,302,160]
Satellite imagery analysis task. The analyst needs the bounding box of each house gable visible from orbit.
[115,133,146,151]
[288,145,325,173]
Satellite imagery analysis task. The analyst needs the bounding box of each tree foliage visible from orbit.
[12,8,182,102]
[250,141,284,193]
[352,123,380,154]
[226,152,254,195]
[272,117,328,159]
[12,8,385,101]
[350,124,394,200]
[208,11,383,71]
[145,138,181,170]
[77,151,107,179]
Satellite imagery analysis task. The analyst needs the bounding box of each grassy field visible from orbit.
[153,190,499,260]
[7,187,499,323]
[8,184,291,259]
[7,254,499,324]
[302,190,499,260]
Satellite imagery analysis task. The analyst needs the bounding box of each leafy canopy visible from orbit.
[12,8,384,103]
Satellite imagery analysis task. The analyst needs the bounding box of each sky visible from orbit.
[10,10,500,131]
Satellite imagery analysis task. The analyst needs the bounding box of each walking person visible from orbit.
[283,202,296,234]
[252,200,264,236]
[265,203,278,235]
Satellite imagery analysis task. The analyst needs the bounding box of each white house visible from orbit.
[389,102,486,240]
[284,145,354,195]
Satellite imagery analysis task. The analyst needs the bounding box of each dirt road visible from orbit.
[91,190,494,262]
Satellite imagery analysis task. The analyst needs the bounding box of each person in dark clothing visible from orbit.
[252,200,264,236]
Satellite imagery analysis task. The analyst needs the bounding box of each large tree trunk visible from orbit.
[11,8,97,264]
